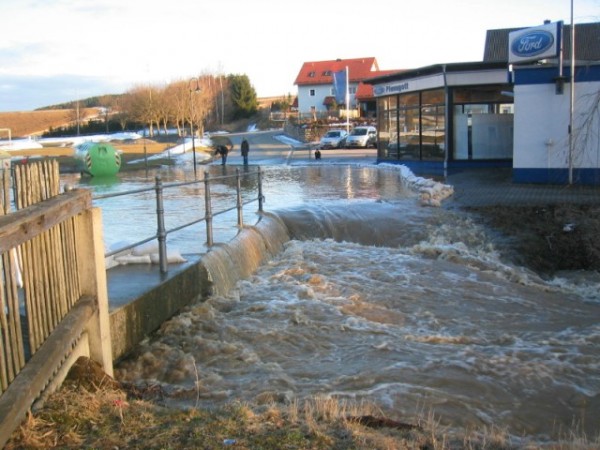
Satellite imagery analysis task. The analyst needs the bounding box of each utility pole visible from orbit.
[189,77,202,178]
[568,0,576,185]
[219,74,225,126]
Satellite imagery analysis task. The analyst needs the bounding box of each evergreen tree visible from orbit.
[228,74,258,119]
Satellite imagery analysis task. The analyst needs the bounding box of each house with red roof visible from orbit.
[294,57,398,118]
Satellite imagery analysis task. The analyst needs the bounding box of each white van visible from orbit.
[345,126,377,148]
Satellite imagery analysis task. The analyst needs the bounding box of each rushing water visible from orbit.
[75,164,600,442]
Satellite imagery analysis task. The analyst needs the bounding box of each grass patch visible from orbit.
[6,383,429,450]
[466,204,600,274]
[6,357,600,449]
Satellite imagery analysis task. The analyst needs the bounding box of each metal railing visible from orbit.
[95,167,265,273]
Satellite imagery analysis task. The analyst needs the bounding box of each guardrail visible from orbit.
[94,167,265,273]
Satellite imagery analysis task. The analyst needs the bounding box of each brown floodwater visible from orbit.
[73,164,600,443]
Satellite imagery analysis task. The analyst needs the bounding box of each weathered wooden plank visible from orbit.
[0,250,25,387]
[0,253,14,391]
[20,241,41,353]
[0,189,92,253]
[6,251,24,372]
[0,295,96,449]
[0,169,9,215]
[62,220,80,308]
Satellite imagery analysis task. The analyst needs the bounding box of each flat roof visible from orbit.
[363,61,509,85]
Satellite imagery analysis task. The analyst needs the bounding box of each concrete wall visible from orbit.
[109,212,291,361]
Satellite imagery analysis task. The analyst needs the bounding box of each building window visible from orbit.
[349,87,357,94]
[308,71,316,78]
[378,89,445,161]
[323,70,331,76]
[310,89,316,97]
[453,86,513,160]
[378,86,514,163]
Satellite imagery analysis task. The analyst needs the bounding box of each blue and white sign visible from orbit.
[332,69,347,104]
[508,21,562,64]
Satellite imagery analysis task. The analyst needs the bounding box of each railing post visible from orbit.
[257,166,264,212]
[204,171,213,247]
[236,168,243,228]
[155,175,168,274]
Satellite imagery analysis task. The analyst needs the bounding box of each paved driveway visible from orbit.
[210,130,377,166]
[446,168,600,207]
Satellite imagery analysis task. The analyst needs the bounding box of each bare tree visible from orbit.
[117,68,249,136]
[126,85,159,136]
[111,94,131,131]
[154,86,175,135]
[166,81,188,137]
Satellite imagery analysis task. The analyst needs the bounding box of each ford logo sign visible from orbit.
[373,86,385,95]
[511,31,554,57]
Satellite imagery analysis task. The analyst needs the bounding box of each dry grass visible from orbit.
[5,382,433,450]
[0,358,444,449]
[0,109,98,138]
[5,384,598,450]
[6,371,599,449]
[7,141,175,158]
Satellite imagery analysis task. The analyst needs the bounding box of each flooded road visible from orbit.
[84,163,600,442]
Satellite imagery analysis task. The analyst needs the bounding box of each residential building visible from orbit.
[294,57,384,118]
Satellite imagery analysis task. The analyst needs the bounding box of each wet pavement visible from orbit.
[445,167,600,207]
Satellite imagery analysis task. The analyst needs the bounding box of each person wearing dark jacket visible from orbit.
[240,138,249,165]
[215,144,229,165]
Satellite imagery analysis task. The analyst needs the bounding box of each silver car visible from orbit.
[345,126,377,148]
[319,129,348,149]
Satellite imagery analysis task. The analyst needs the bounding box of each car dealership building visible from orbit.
[367,21,600,185]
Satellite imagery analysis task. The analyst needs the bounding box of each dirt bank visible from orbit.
[465,203,600,275]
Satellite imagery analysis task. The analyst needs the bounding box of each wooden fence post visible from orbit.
[74,205,114,376]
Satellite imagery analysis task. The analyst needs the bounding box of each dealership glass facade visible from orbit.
[377,86,514,163]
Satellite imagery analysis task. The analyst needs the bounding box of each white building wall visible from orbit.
[297,85,357,114]
[574,82,600,169]
[514,80,600,170]
[514,83,570,169]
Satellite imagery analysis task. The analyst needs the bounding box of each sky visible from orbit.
[0,0,598,112]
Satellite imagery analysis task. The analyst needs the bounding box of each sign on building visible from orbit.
[508,21,562,64]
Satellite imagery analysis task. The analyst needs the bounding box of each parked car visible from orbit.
[319,129,348,149]
[345,126,377,148]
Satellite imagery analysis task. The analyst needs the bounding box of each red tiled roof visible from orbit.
[294,57,379,86]
[355,83,373,100]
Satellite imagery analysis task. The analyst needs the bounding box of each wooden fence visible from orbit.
[0,160,112,448]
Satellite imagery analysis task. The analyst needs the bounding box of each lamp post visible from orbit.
[189,77,201,178]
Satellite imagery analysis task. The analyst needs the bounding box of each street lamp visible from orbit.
[189,77,202,177]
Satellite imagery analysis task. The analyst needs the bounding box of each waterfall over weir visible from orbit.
[201,212,291,296]
[199,200,442,298]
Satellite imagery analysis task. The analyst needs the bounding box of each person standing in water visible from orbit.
[241,138,250,165]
